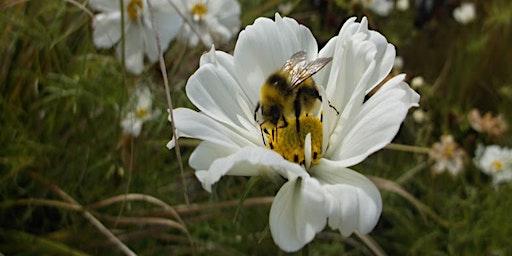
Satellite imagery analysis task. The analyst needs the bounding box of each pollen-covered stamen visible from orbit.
[263,115,323,166]
[127,0,143,22]
[190,3,208,22]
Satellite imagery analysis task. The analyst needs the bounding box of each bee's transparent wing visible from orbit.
[283,51,332,89]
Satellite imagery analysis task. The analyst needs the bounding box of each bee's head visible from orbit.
[261,104,283,126]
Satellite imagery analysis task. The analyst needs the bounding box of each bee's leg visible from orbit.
[328,101,339,115]
[254,102,261,122]
[260,127,267,146]
[318,95,339,115]
[293,97,301,133]
[279,115,288,129]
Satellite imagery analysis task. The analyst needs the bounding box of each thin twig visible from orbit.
[171,196,275,215]
[369,175,452,228]
[385,143,431,154]
[87,193,184,224]
[431,54,453,92]
[0,198,83,212]
[64,0,94,18]
[28,171,137,256]
[145,0,190,206]
[396,161,428,185]
[354,232,387,256]
[96,214,186,233]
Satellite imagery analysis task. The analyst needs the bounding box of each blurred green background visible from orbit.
[1,0,512,255]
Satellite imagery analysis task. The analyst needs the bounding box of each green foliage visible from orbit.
[1,0,512,255]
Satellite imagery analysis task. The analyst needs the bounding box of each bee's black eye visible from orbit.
[267,74,287,89]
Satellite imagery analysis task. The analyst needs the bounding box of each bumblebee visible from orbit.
[254,51,337,138]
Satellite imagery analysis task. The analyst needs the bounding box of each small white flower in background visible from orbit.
[121,85,161,137]
[411,76,425,89]
[412,109,427,123]
[90,0,183,74]
[467,109,507,138]
[393,56,404,71]
[474,145,512,186]
[453,2,476,25]
[168,13,419,252]
[429,135,465,177]
[361,0,394,16]
[396,0,409,11]
[278,2,294,15]
[175,0,241,47]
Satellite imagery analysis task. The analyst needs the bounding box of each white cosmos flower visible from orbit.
[167,14,419,252]
[121,85,161,137]
[474,145,512,186]
[90,0,183,74]
[175,0,241,47]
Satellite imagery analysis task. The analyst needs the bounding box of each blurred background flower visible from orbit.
[474,145,512,186]
[90,0,182,74]
[429,135,466,177]
[175,0,241,47]
[120,84,161,137]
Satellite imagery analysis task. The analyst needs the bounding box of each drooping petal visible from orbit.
[196,146,307,192]
[93,12,122,48]
[312,159,382,236]
[326,75,420,166]
[189,141,237,171]
[269,177,327,252]
[234,13,318,105]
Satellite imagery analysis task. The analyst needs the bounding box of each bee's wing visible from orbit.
[287,56,333,89]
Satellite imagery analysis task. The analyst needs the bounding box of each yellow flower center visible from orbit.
[443,144,455,158]
[136,107,148,119]
[491,160,503,172]
[263,115,323,166]
[127,0,143,21]
[190,3,208,21]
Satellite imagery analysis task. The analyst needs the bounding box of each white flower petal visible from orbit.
[234,13,318,106]
[318,17,396,137]
[312,159,382,236]
[93,12,122,48]
[89,0,119,12]
[196,146,306,192]
[142,25,159,63]
[120,112,143,137]
[152,9,182,50]
[168,108,255,150]
[326,75,419,166]
[189,141,236,171]
[269,177,327,252]
[117,25,145,74]
[211,0,241,36]
[186,50,255,128]
[140,3,182,62]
